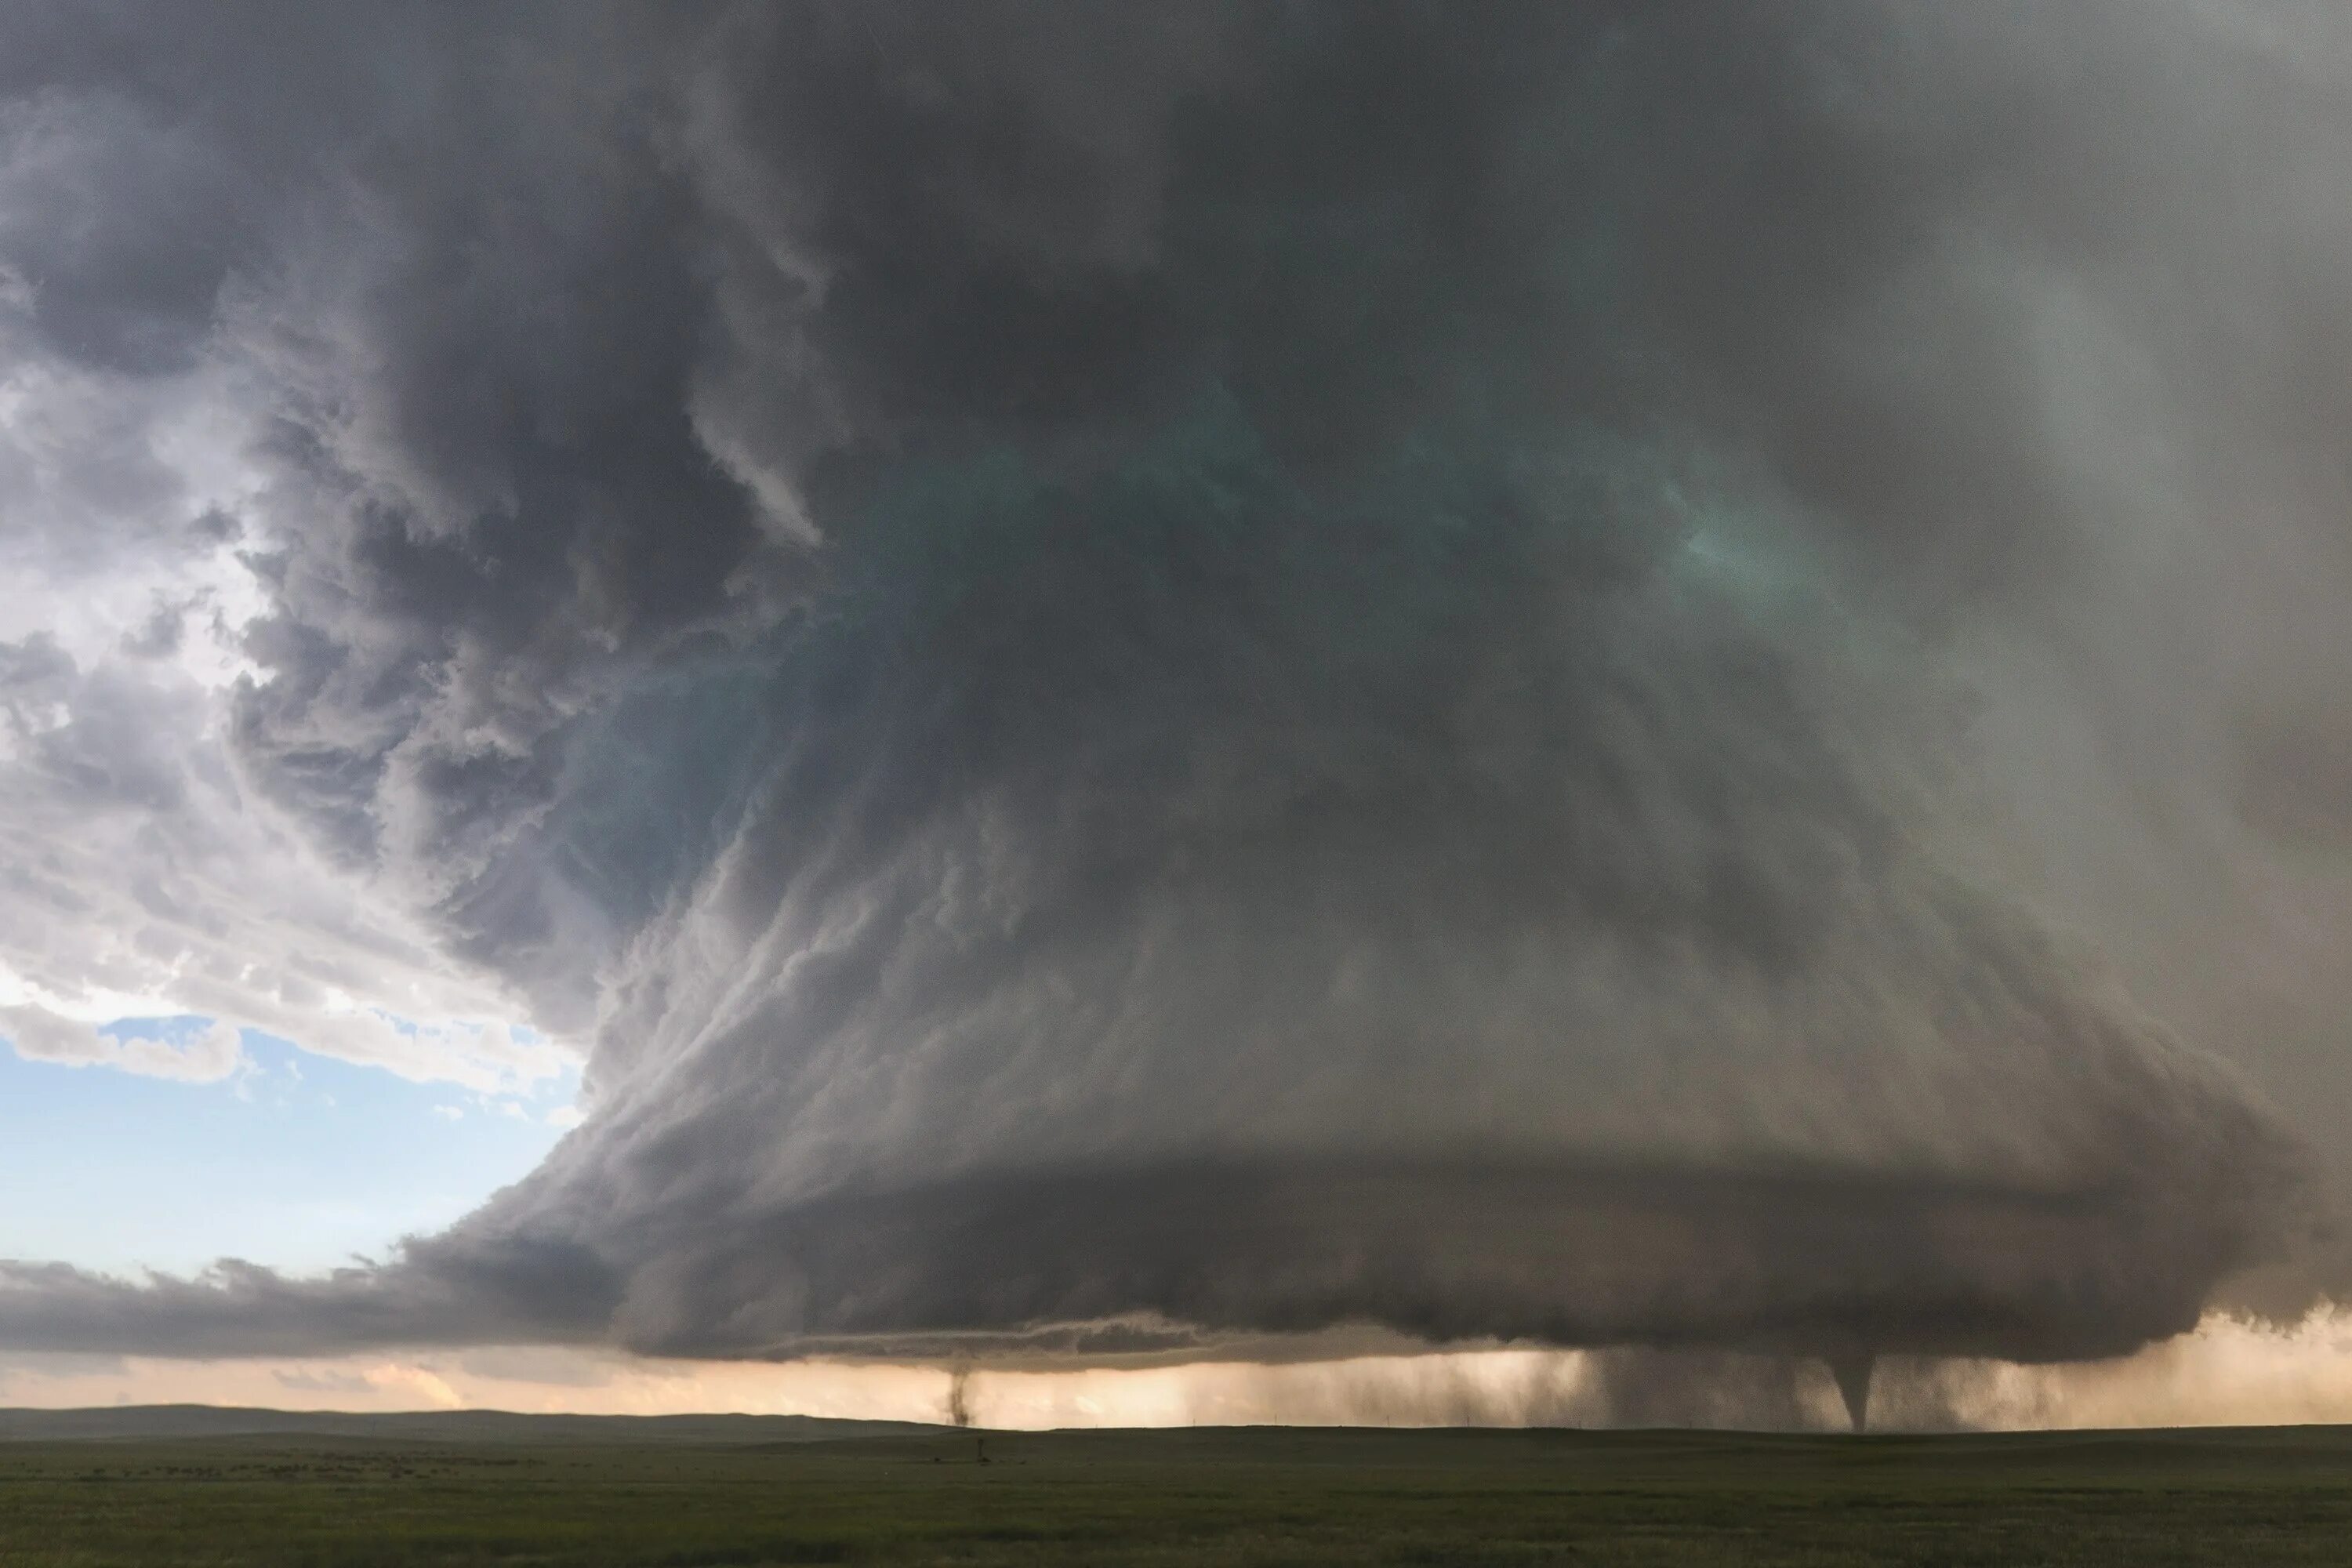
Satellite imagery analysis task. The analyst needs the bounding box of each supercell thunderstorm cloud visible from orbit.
[5,1,2352,1412]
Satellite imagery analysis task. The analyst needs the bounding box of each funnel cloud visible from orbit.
[2,2,2347,1398]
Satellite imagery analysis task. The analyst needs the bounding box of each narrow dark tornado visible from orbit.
[1828,1355,1878,1433]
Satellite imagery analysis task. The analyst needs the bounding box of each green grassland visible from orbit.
[4,1417,2351,1566]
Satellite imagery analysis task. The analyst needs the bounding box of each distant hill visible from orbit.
[0,1405,949,1444]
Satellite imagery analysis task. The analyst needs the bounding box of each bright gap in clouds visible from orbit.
[7,1313,2352,1434]
[0,1025,578,1277]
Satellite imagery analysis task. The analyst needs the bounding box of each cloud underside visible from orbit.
[2,0,2350,1377]
[0,1152,2291,1366]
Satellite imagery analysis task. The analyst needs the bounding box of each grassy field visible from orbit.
[4,1418,2350,1566]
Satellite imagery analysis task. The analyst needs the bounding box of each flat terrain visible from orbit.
[4,1414,2350,1566]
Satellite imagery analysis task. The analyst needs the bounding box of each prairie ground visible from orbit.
[3,1421,2349,1565]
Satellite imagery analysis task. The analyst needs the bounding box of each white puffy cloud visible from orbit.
[0,324,564,1090]
[0,1007,241,1083]
[0,628,565,1089]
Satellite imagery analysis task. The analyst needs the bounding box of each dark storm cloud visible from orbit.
[2,1,2346,1379]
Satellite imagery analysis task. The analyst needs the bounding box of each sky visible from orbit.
[0,1029,575,1277]
[8,0,2352,1430]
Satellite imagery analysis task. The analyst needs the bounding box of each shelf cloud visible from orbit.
[2,2,2348,1396]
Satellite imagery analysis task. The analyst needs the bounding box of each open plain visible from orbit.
[4,1413,2350,1566]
